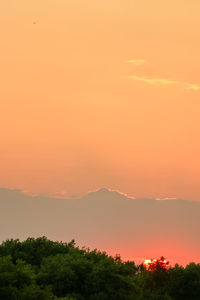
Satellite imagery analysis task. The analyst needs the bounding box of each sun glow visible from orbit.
[143,257,169,270]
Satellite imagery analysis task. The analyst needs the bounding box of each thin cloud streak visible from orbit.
[156,197,177,201]
[129,75,179,85]
[125,59,147,65]
[129,75,200,91]
[186,84,200,91]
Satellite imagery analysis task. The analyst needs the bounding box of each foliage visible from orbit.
[0,237,199,299]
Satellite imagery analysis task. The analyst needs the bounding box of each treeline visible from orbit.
[0,237,199,299]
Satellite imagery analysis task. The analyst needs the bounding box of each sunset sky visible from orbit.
[1,0,200,200]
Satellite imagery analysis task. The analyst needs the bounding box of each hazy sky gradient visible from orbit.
[1,187,200,265]
[1,0,200,200]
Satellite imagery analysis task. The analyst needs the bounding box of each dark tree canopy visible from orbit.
[0,237,199,300]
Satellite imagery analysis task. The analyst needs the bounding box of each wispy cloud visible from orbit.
[49,190,79,199]
[129,75,178,86]
[20,189,38,197]
[156,197,177,201]
[51,190,70,199]
[129,75,200,91]
[185,84,200,91]
[125,59,147,66]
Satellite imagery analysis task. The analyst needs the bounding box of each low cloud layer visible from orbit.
[0,187,200,265]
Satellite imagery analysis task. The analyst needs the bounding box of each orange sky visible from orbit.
[1,0,200,200]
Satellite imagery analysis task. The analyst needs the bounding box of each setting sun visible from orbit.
[144,257,169,270]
